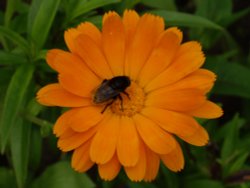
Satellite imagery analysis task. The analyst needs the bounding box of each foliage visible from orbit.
[0,0,250,187]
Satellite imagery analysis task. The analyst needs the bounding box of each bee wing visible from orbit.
[94,82,119,103]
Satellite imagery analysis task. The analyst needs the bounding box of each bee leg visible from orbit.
[122,91,130,100]
[118,94,124,111]
[101,99,115,114]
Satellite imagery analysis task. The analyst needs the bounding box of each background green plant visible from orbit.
[0,0,249,187]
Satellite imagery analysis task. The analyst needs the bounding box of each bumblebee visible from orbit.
[93,76,131,113]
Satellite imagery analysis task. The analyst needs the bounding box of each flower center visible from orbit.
[111,82,145,117]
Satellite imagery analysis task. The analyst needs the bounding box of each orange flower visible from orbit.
[37,10,223,181]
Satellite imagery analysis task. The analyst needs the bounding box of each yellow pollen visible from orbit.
[111,82,145,117]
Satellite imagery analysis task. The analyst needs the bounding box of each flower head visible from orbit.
[37,10,223,181]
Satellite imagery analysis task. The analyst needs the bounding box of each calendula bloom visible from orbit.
[37,10,223,181]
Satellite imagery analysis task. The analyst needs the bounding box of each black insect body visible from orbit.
[93,76,131,113]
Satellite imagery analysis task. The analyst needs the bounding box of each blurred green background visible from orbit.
[0,0,250,187]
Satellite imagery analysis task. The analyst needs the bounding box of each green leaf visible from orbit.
[69,0,120,21]
[31,161,95,188]
[128,182,157,188]
[29,127,42,171]
[35,50,47,61]
[27,0,43,34]
[26,98,44,116]
[228,151,249,175]
[10,12,28,35]
[217,115,246,178]
[221,7,250,27]
[0,167,18,188]
[115,0,140,13]
[189,0,241,49]
[151,10,224,30]
[62,0,86,21]
[206,60,250,99]
[21,98,53,137]
[0,66,32,188]
[0,68,13,121]
[4,0,20,27]
[28,0,61,49]
[195,0,232,22]
[22,112,53,137]
[0,68,14,86]
[84,15,102,29]
[141,0,176,11]
[102,181,116,188]
[160,164,179,188]
[0,51,27,65]
[0,64,34,152]
[24,99,43,171]
[184,179,224,188]
[221,114,245,161]
[10,118,31,188]
[0,26,30,53]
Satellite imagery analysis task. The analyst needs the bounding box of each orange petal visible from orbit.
[102,12,125,75]
[58,73,99,97]
[179,125,209,146]
[71,140,94,172]
[145,43,205,92]
[77,22,102,46]
[163,69,216,93]
[138,30,181,87]
[46,49,92,75]
[46,49,61,71]
[146,88,206,112]
[117,116,140,166]
[36,84,91,107]
[90,114,119,164]
[166,27,183,42]
[141,107,199,137]
[98,154,121,181]
[144,147,160,182]
[64,28,79,53]
[188,101,223,119]
[46,50,100,97]
[58,125,98,152]
[177,41,202,55]
[53,109,76,137]
[75,34,113,79]
[133,114,176,154]
[59,127,75,139]
[125,141,146,181]
[125,13,164,79]
[122,10,140,49]
[160,140,184,172]
[64,22,101,53]
[68,106,104,132]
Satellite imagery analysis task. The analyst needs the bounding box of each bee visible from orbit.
[93,76,131,113]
